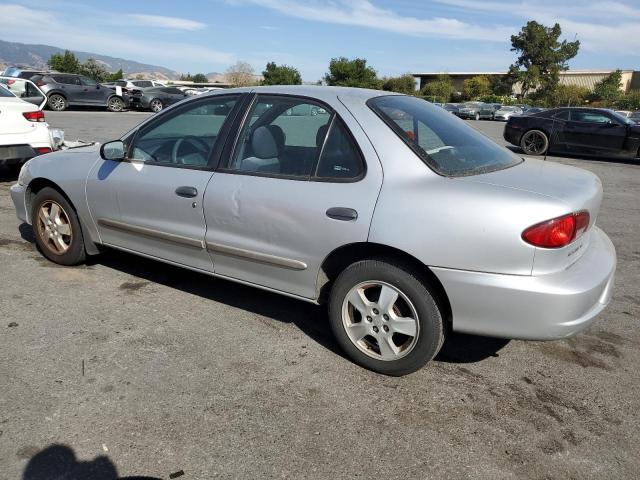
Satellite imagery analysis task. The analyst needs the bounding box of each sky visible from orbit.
[0,0,637,81]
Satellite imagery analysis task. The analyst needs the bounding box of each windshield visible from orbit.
[368,95,522,177]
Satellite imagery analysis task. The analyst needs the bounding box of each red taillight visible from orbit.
[35,147,52,154]
[522,211,590,248]
[23,111,45,122]
[6,79,15,85]
[36,81,46,87]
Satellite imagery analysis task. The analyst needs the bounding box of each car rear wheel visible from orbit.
[107,96,125,112]
[520,129,549,155]
[32,187,86,266]
[149,99,163,113]
[47,94,67,111]
[329,259,444,376]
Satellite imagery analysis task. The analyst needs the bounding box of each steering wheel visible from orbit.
[171,136,210,165]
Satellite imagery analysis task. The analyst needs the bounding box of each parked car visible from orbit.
[0,78,62,172]
[137,86,188,112]
[10,86,616,375]
[442,103,460,115]
[615,110,632,118]
[457,102,494,120]
[30,73,129,112]
[128,79,166,88]
[493,106,523,121]
[504,107,640,157]
[523,107,547,114]
[629,111,640,123]
[2,66,50,79]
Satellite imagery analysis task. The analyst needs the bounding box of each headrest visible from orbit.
[316,124,329,147]
[251,126,279,159]
[266,124,285,150]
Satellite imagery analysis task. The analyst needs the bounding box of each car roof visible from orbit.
[203,85,399,103]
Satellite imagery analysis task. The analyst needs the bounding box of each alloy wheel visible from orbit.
[49,95,66,111]
[108,97,124,112]
[341,281,419,361]
[522,130,548,154]
[36,200,73,254]
[150,99,163,112]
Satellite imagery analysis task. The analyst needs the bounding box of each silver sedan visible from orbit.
[10,86,616,375]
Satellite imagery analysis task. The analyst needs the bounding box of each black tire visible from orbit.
[107,96,125,112]
[31,187,86,266]
[520,129,549,155]
[328,258,444,376]
[47,94,67,111]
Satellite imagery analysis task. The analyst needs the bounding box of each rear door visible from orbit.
[53,75,84,104]
[86,94,244,271]
[204,94,383,299]
[564,110,627,152]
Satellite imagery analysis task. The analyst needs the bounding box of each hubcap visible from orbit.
[523,132,546,153]
[151,100,162,112]
[341,281,419,361]
[37,201,72,254]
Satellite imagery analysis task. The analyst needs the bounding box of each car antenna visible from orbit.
[544,109,558,162]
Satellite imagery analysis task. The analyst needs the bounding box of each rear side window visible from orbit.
[570,111,611,123]
[54,75,80,85]
[368,95,522,177]
[315,118,364,180]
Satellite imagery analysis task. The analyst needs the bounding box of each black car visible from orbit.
[31,74,129,112]
[504,107,640,158]
[138,86,188,112]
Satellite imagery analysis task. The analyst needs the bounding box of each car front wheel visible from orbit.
[149,99,163,113]
[520,129,549,155]
[32,187,86,265]
[329,259,445,376]
[47,94,67,111]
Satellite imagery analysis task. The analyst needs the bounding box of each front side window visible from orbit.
[129,95,239,167]
[228,96,332,177]
[81,77,97,86]
[368,95,522,177]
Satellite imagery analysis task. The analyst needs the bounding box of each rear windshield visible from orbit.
[368,95,522,177]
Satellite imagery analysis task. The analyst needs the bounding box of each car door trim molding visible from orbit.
[97,218,205,249]
[205,241,308,271]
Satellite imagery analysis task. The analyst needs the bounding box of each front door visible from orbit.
[204,94,383,299]
[564,110,627,153]
[80,76,105,104]
[87,94,243,272]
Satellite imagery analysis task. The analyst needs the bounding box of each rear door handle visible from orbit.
[175,186,198,198]
[326,207,358,221]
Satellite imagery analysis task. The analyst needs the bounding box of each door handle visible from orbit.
[175,186,198,198]
[326,207,358,221]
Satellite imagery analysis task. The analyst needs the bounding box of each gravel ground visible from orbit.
[0,112,638,479]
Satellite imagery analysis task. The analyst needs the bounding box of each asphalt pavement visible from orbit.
[0,112,638,479]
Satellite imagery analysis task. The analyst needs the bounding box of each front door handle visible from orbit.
[326,207,358,221]
[175,186,198,198]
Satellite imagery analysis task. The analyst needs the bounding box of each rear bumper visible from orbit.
[0,145,37,165]
[10,182,28,223]
[432,227,616,340]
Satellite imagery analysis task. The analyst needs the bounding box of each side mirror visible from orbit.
[100,140,125,161]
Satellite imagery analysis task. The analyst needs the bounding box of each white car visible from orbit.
[0,78,62,173]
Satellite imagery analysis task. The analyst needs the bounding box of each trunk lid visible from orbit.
[460,158,603,274]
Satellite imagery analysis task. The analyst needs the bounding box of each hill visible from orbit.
[0,39,179,79]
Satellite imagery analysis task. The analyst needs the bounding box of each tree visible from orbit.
[462,75,491,100]
[191,73,208,83]
[508,21,580,98]
[262,62,302,85]
[592,70,623,105]
[324,57,381,89]
[382,74,416,94]
[104,69,123,82]
[78,58,108,82]
[490,75,515,96]
[420,74,453,103]
[547,84,590,107]
[615,90,640,110]
[180,73,193,81]
[48,50,80,73]
[225,61,256,87]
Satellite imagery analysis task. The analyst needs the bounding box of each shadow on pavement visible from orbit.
[22,444,162,480]
[19,221,510,365]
